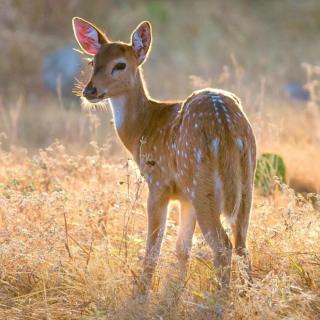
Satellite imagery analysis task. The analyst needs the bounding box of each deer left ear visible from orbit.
[72,17,108,55]
[131,21,152,65]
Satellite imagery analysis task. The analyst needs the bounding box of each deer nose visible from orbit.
[83,86,97,99]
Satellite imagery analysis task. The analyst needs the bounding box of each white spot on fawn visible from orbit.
[213,170,224,213]
[211,95,224,105]
[195,149,202,163]
[211,138,220,156]
[217,98,224,104]
[235,137,244,151]
[215,172,222,194]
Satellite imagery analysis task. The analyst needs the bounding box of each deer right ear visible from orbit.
[72,17,107,55]
[131,21,152,65]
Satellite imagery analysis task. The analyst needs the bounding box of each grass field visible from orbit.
[1,1,320,319]
[0,139,319,319]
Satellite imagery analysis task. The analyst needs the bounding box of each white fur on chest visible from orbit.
[108,96,126,129]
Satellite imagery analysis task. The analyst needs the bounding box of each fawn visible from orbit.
[72,17,256,291]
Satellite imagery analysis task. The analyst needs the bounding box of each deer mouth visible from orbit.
[97,93,108,100]
[85,93,108,103]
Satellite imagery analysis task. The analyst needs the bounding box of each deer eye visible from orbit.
[111,62,126,75]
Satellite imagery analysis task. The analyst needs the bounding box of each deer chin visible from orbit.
[80,95,108,111]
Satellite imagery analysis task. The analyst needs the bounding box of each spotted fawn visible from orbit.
[72,17,257,291]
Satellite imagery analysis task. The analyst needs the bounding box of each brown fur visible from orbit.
[73,17,257,291]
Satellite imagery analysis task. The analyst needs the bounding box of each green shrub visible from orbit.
[255,153,286,195]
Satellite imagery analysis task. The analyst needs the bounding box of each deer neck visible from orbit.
[108,69,151,157]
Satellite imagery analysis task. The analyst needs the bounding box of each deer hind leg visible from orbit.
[192,191,232,288]
[230,150,255,279]
[230,189,253,278]
[176,200,196,276]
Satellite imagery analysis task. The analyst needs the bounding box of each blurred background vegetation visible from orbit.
[0,0,319,191]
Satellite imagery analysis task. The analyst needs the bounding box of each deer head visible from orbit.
[72,17,152,103]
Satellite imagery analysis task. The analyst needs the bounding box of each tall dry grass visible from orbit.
[0,141,319,319]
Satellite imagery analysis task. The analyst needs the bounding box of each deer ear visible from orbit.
[72,17,107,55]
[131,21,152,65]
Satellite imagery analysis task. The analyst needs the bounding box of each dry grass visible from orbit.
[0,140,319,319]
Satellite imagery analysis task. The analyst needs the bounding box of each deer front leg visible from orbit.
[140,191,169,293]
